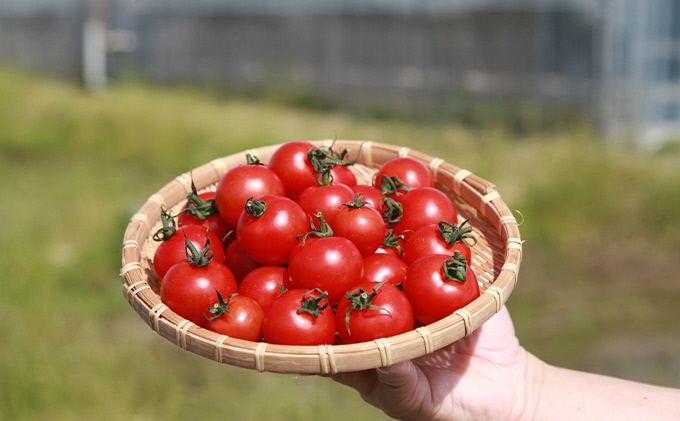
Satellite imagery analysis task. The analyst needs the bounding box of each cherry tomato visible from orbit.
[160,240,237,328]
[374,157,434,192]
[236,195,309,266]
[223,239,262,284]
[330,165,357,187]
[267,141,318,201]
[402,220,475,266]
[178,191,235,251]
[153,224,225,281]
[351,184,386,210]
[215,155,286,227]
[402,253,480,325]
[238,265,291,313]
[391,187,457,241]
[331,195,386,257]
[288,235,364,306]
[205,291,265,341]
[335,281,414,344]
[297,183,355,226]
[261,289,336,346]
[362,253,408,286]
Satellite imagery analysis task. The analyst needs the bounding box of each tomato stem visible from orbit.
[245,153,264,166]
[183,180,219,221]
[381,197,404,227]
[207,289,237,320]
[184,231,214,267]
[297,289,329,318]
[297,212,334,243]
[442,251,469,283]
[342,193,371,209]
[438,219,477,248]
[377,175,412,197]
[343,280,392,335]
[243,197,267,218]
[152,206,178,242]
[381,229,405,255]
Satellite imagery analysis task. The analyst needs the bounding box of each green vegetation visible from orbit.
[1,68,679,420]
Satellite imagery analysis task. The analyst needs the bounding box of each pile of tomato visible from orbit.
[153,141,480,346]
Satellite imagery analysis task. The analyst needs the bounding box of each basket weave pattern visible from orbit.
[120,140,522,374]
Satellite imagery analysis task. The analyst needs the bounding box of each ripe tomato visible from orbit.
[402,220,475,266]
[205,291,265,341]
[331,195,387,257]
[236,195,309,266]
[391,187,457,240]
[331,165,357,187]
[215,155,286,227]
[178,190,235,251]
[288,234,364,306]
[261,289,336,345]
[351,184,386,209]
[153,223,225,281]
[374,157,434,192]
[160,240,237,328]
[297,183,355,226]
[361,253,408,286]
[402,252,480,325]
[335,281,414,344]
[223,239,262,284]
[238,265,291,313]
[267,141,318,201]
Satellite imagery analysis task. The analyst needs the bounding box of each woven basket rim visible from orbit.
[120,140,522,374]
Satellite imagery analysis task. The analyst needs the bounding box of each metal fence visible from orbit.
[1,0,678,148]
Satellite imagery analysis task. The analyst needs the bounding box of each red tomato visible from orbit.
[238,265,291,313]
[391,187,457,240]
[267,141,318,201]
[362,253,408,286]
[402,253,480,325]
[296,183,355,226]
[236,195,309,266]
[153,224,225,281]
[352,184,386,209]
[288,235,364,306]
[215,155,286,227]
[261,289,336,345]
[223,239,262,284]
[374,157,434,192]
[205,291,265,341]
[402,220,475,266]
[331,195,387,257]
[331,165,357,187]
[178,191,235,251]
[335,281,414,344]
[160,241,237,328]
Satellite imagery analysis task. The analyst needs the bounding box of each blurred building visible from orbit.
[1,0,678,149]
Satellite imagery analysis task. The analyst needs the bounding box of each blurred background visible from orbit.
[1,0,679,420]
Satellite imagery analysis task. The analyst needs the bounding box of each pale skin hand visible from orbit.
[332,306,680,421]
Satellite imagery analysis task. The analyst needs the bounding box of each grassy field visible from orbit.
[1,68,679,420]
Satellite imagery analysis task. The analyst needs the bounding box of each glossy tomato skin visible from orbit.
[374,157,434,191]
[402,224,472,266]
[205,294,265,341]
[402,254,480,326]
[331,165,357,187]
[223,239,262,285]
[215,162,286,227]
[351,184,386,210]
[335,281,414,344]
[261,289,336,346]
[153,225,226,281]
[332,203,387,257]
[178,191,235,251]
[238,265,291,313]
[361,253,408,286]
[236,195,309,266]
[267,141,318,201]
[160,260,237,328]
[392,187,457,241]
[288,236,364,306]
[296,183,355,226]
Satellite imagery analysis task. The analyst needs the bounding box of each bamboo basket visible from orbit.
[120,140,522,375]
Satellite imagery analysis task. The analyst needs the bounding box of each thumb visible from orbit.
[376,361,415,389]
[370,361,426,420]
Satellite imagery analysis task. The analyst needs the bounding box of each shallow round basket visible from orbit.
[120,140,522,375]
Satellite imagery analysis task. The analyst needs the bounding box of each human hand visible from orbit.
[332,306,537,421]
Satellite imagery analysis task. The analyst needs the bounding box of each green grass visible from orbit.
[1,68,679,420]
